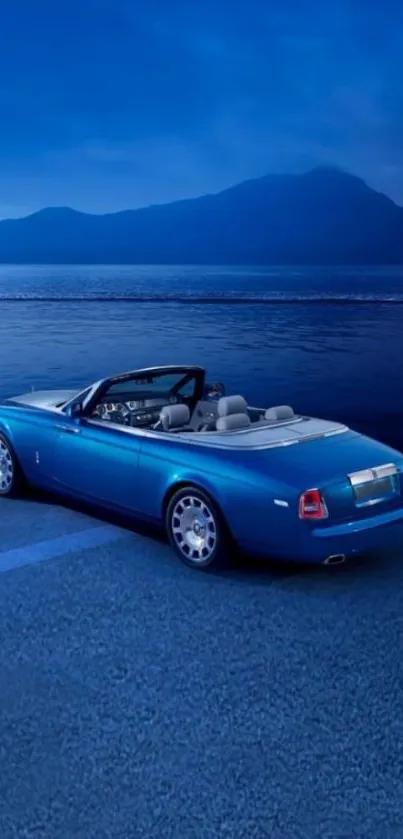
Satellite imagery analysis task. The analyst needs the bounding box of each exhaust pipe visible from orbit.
[323,553,346,566]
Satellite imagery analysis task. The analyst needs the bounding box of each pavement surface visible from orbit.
[1,493,403,839]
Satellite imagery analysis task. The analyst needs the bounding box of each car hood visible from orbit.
[6,388,80,409]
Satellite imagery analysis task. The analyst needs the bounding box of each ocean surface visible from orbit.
[1,264,403,448]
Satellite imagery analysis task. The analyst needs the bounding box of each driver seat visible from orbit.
[159,403,190,431]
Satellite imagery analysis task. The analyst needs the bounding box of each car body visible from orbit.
[1,363,403,570]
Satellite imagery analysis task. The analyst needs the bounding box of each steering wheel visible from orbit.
[107,404,132,425]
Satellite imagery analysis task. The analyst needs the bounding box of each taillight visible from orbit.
[299,488,328,520]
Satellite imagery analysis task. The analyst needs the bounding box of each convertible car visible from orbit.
[1,364,403,570]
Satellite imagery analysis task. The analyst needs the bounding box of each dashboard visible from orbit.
[91,394,180,427]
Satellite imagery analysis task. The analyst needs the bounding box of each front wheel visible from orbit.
[165,487,230,571]
[0,433,24,497]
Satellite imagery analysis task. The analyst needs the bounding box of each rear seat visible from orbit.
[189,395,252,433]
[215,395,251,432]
[252,404,296,426]
[264,404,295,422]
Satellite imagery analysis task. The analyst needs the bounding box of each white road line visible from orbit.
[0,524,125,574]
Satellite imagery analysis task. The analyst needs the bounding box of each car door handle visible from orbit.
[56,424,81,434]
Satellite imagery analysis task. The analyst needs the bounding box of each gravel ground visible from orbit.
[0,493,403,839]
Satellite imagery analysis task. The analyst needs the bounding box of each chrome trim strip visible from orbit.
[86,419,159,439]
[373,462,397,479]
[324,427,347,437]
[55,424,81,434]
[348,468,374,486]
[348,462,398,486]
[356,497,387,508]
[187,426,350,451]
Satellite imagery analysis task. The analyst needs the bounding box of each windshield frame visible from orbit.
[67,365,206,417]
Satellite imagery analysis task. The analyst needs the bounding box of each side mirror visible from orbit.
[65,401,83,418]
[203,382,225,400]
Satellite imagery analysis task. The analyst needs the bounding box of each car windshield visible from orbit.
[105,371,198,401]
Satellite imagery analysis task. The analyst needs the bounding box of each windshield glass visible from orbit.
[105,371,198,401]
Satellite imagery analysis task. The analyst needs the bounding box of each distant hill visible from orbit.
[1,167,403,264]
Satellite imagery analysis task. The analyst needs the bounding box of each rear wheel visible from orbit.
[0,433,25,497]
[165,487,230,570]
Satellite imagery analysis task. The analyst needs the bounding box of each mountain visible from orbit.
[1,167,403,264]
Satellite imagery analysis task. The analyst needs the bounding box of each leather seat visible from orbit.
[264,404,295,422]
[159,403,190,431]
[215,394,251,432]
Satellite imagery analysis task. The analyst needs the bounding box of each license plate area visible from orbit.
[348,463,400,508]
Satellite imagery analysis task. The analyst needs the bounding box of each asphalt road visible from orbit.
[1,493,403,839]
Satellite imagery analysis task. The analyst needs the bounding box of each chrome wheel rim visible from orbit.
[171,495,217,563]
[0,440,13,493]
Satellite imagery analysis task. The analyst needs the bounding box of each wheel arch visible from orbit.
[162,479,214,515]
[0,418,15,443]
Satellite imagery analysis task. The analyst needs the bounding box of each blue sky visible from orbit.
[0,0,402,216]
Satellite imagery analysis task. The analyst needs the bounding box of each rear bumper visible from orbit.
[239,505,403,564]
[310,506,403,562]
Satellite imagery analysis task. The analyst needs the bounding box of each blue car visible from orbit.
[1,364,403,570]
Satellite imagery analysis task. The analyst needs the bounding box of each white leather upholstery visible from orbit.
[264,404,295,421]
[159,403,190,431]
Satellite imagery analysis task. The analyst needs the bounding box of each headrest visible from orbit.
[216,413,251,432]
[264,404,295,422]
[217,394,248,417]
[159,403,190,430]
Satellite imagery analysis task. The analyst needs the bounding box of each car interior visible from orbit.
[152,395,297,434]
[87,369,297,435]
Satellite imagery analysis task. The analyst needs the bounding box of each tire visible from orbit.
[0,432,25,497]
[165,486,230,571]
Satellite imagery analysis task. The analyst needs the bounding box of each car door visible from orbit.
[50,414,142,510]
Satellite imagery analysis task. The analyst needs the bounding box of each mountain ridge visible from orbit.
[1,168,403,264]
